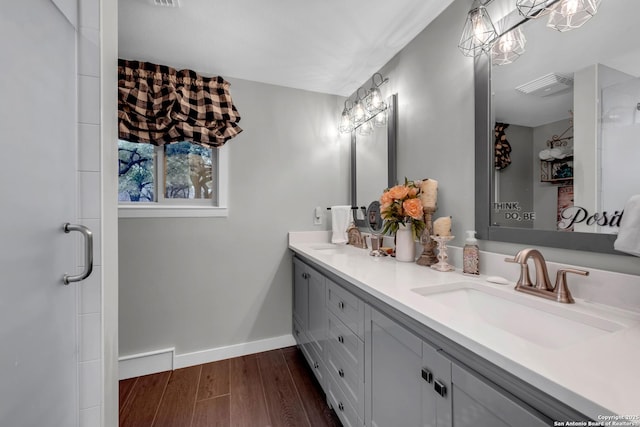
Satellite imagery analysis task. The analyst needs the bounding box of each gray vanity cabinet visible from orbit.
[450,364,550,427]
[367,308,451,427]
[292,255,578,427]
[292,257,328,388]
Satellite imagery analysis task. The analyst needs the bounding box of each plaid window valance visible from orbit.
[118,59,242,147]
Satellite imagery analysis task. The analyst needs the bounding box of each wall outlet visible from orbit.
[313,206,323,225]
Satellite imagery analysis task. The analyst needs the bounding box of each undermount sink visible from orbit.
[308,243,347,254]
[412,282,632,349]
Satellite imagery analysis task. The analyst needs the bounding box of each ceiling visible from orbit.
[118,0,456,96]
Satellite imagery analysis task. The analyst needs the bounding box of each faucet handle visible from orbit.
[554,268,589,304]
[504,257,533,288]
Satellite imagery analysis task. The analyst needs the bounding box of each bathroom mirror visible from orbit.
[351,93,397,229]
[475,1,640,253]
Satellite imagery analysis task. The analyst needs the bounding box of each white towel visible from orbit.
[331,205,352,244]
[538,149,552,160]
[614,195,640,256]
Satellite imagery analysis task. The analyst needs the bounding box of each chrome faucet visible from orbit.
[505,248,589,304]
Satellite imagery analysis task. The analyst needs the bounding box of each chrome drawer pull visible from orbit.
[338,335,344,344]
[338,368,344,378]
[338,301,345,310]
[338,402,344,412]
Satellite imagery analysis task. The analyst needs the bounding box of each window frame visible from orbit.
[118,142,229,218]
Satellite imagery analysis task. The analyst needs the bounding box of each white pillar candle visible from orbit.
[433,216,452,236]
[419,179,438,210]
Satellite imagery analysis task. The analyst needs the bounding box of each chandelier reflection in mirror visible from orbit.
[338,73,389,136]
[460,0,602,65]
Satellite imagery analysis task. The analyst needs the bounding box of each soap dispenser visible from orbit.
[463,230,479,276]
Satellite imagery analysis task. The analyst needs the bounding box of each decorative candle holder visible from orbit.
[416,208,438,266]
[430,235,455,272]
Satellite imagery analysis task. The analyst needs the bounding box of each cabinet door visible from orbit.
[422,342,452,427]
[451,364,550,427]
[306,266,327,355]
[293,258,309,331]
[369,309,424,427]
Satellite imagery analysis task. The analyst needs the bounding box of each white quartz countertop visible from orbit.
[289,232,640,421]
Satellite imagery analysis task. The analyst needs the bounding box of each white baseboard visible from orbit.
[119,348,175,380]
[174,334,296,369]
[118,334,296,379]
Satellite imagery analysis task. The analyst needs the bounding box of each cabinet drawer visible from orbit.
[326,336,364,419]
[328,311,363,375]
[327,279,364,339]
[327,376,362,427]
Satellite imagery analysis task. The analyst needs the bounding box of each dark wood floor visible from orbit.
[119,346,342,427]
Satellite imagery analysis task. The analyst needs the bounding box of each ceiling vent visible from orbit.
[150,0,181,7]
[515,73,573,97]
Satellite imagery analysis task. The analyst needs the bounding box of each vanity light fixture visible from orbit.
[366,73,388,115]
[339,100,354,133]
[358,120,374,136]
[462,0,601,62]
[516,0,558,18]
[373,109,387,127]
[458,0,498,57]
[338,74,389,134]
[491,26,526,66]
[546,0,601,32]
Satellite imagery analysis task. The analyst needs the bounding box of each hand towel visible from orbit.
[614,195,640,256]
[538,149,552,160]
[331,205,352,244]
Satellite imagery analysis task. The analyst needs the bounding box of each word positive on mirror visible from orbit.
[558,207,623,230]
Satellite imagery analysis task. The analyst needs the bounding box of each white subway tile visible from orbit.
[79,171,101,219]
[79,124,101,172]
[79,27,100,77]
[79,360,101,409]
[80,265,101,314]
[79,75,100,125]
[80,313,101,361]
[79,405,101,427]
[79,0,100,30]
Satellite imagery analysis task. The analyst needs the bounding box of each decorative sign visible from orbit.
[492,201,536,222]
[557,207,624,230]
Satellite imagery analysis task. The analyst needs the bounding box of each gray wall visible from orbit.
[119,78,349,356]
[374,0,640,275]
[120,0,640,359]
[495,125,534,228]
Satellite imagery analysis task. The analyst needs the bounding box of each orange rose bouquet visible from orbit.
[380,178,426,239]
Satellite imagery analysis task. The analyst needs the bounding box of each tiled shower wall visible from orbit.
[77,0,102,425]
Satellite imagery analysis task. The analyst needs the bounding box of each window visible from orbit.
[118,140,228,218]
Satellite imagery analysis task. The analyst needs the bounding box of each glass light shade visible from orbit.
[546,0,600,32]
[338,108,353,133]
[491,27,526,66]
[366,87,386,114]
[373,110,387,127]
[357,120,373,136]
[458,5,498,57]
[352,99,367,126]
[516,0,556,18]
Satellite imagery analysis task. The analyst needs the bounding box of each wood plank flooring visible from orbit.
[119,346,342,427]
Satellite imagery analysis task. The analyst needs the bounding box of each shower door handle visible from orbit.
[62,223,93,285]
